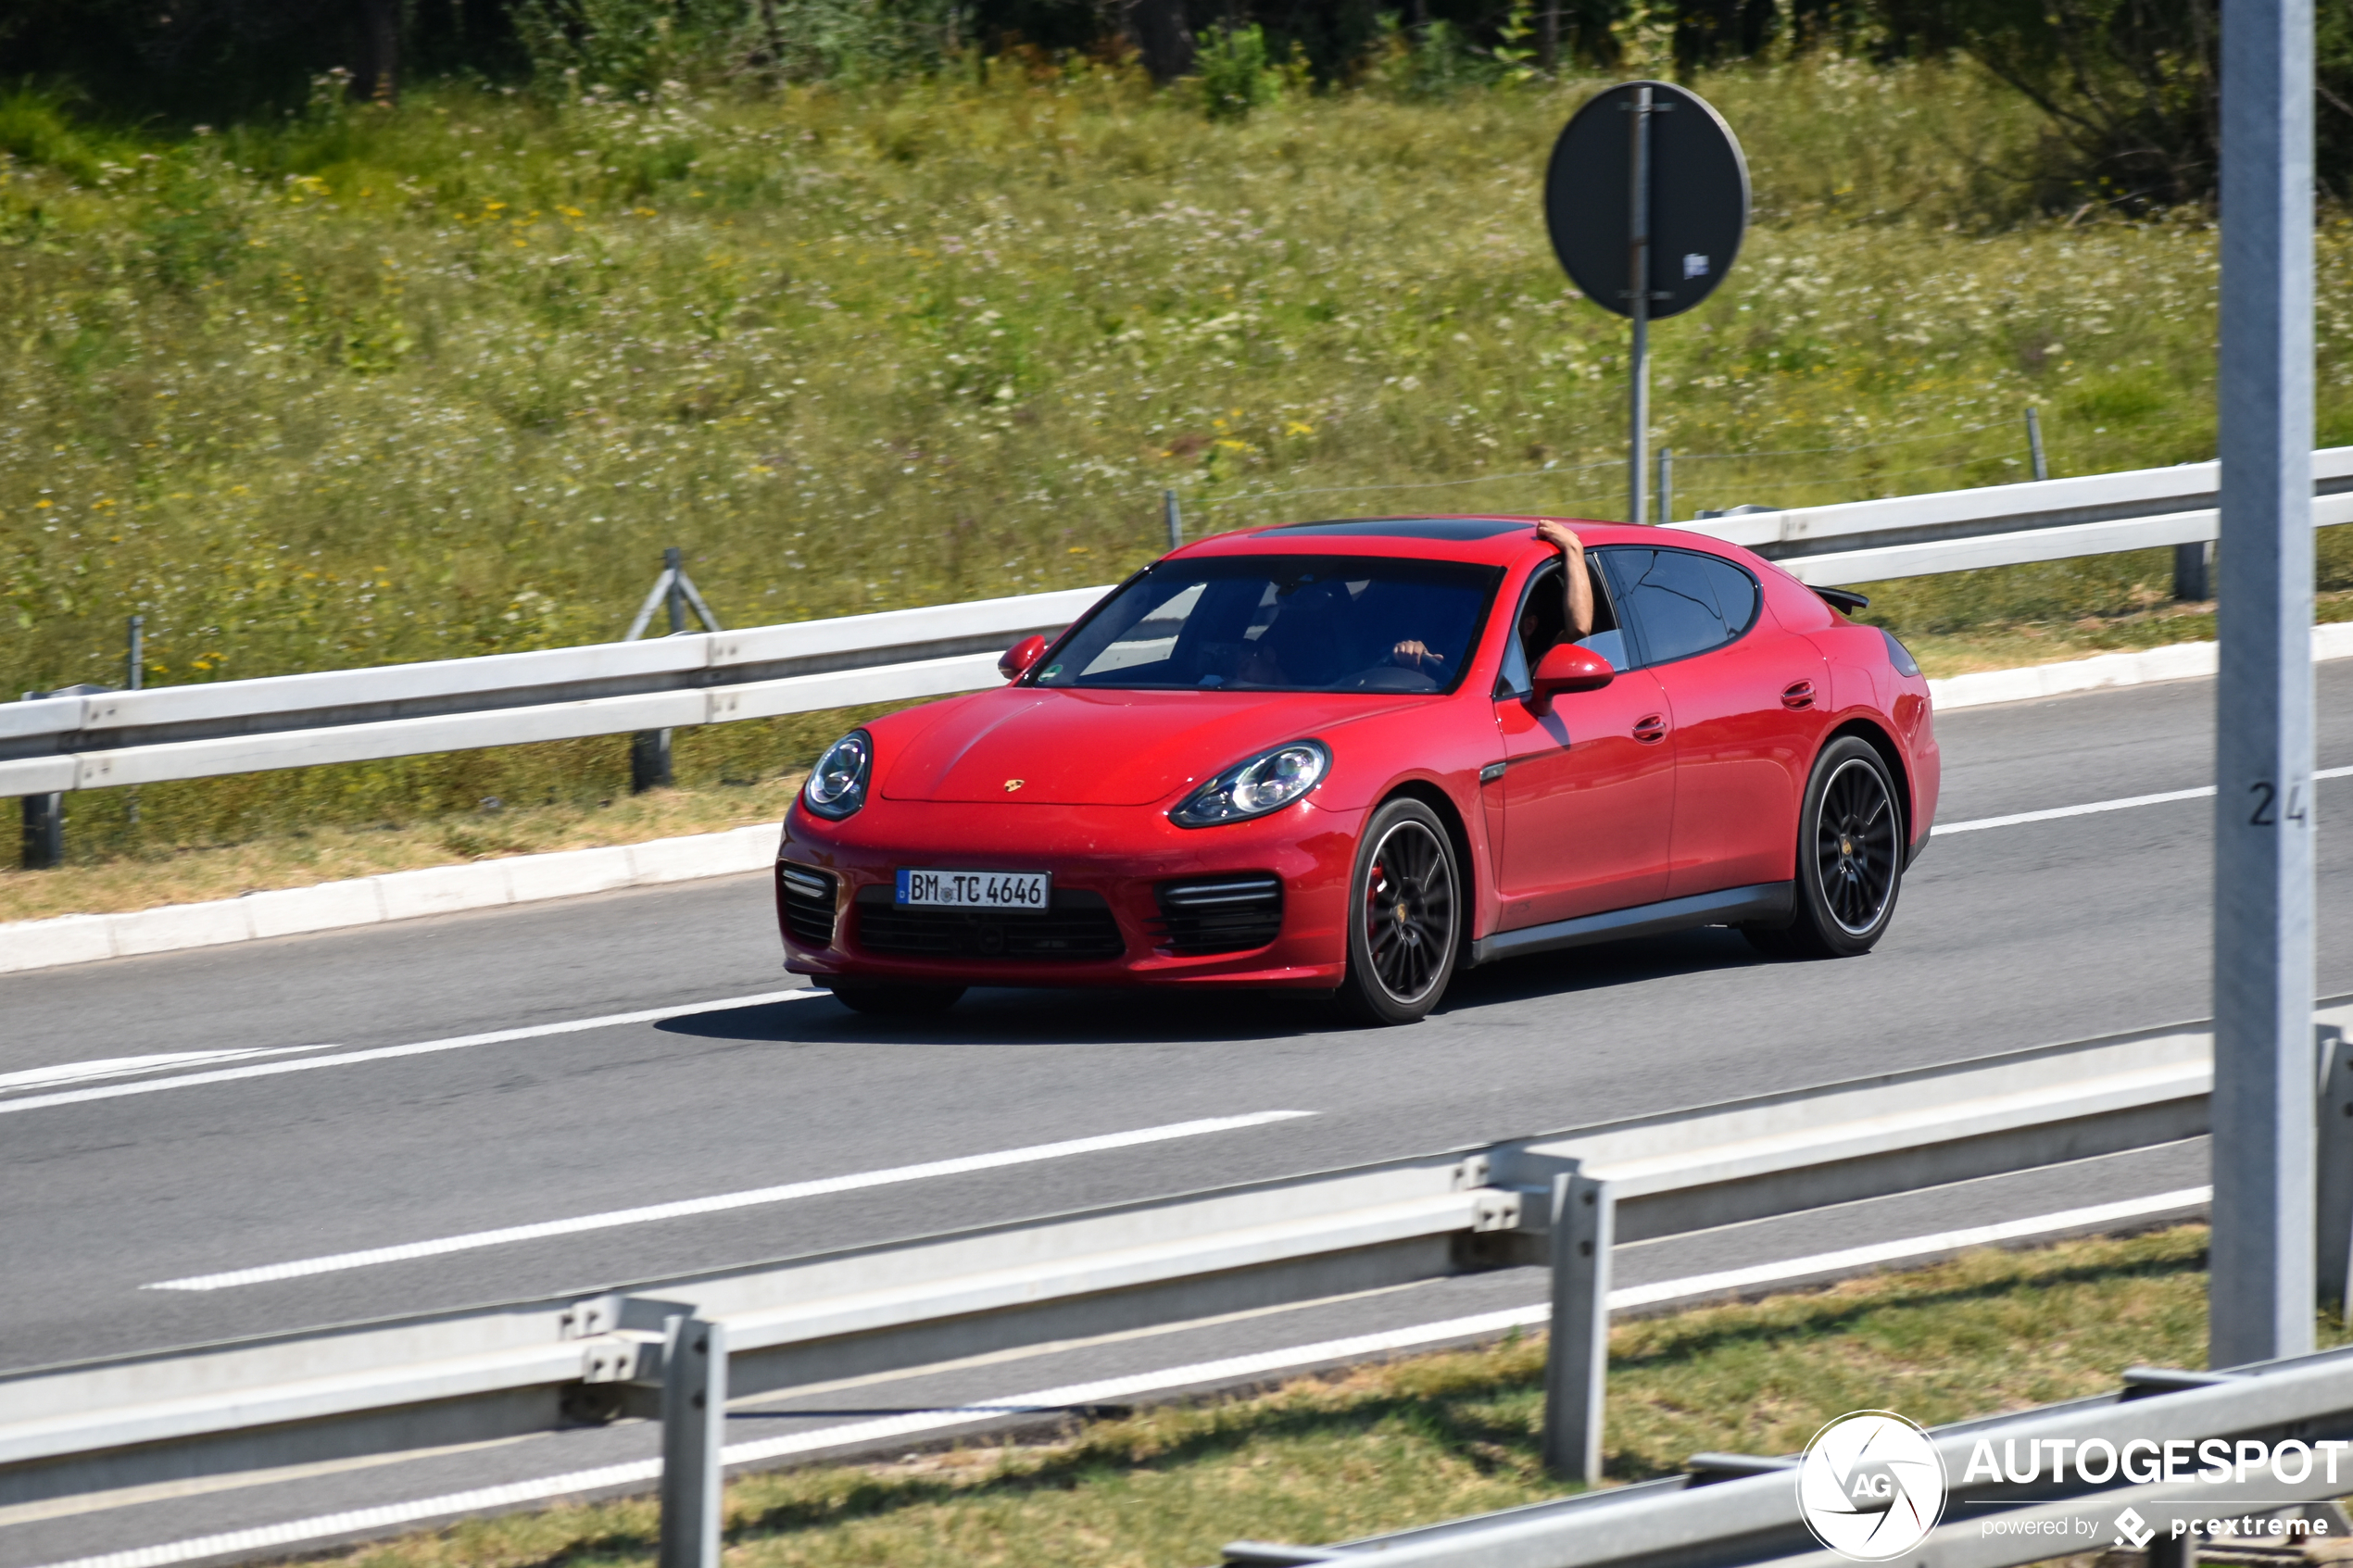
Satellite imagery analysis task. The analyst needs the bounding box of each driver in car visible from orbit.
[1392,519,1593,671]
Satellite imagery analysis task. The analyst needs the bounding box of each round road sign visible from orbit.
[1544,80,1749,320]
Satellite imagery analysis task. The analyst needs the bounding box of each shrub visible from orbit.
[1194,24,1286,119]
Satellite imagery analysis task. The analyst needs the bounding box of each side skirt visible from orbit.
[1466,882,1794,968]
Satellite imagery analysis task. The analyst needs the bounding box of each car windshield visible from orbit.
[1033,557,1499,694]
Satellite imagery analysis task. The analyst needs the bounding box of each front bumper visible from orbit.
[776,797,1359,989]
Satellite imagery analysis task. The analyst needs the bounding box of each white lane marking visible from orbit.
[144,1110,1317,1291]
[0,1046,335,1095]
[39,1185,2215,1568]
[0,988,816,1118]
[1934,763,2353,836]
[1609,1185,2209,1309]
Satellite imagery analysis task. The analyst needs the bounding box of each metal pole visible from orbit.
[19,691,61,871]
[2210,0,2317,1367]
[657,1314,726,1568]
[632,549,683,793]
[2177,541,2216,601]
[1541,1170,1615,1484]
[1656,447,1673,526]
[126,616,143,827]
[1164,489,1183,552]
[2026,406,2048,482]
[2314,1025,2353,1316]
[1627,86,1653,529]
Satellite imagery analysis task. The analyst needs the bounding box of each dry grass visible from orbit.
[297,1227,2264,1568]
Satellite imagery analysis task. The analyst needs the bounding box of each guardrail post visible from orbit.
[2317,1024,2353,1315]
[2175,541,2214,601]
[19,684,109,869]
[1164,489,1184,552]
[631,729,674,793]
[19,790,62,871]
[658,1312,726,1568]
[1541,1170,1614,1485]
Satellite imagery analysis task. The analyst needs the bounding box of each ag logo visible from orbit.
[1796,1411,1947,1561]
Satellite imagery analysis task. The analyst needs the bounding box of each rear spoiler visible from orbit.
[1812,585,1870,616]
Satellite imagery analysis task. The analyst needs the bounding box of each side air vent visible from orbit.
[1152,873,1284,957]
[778,863,839,948]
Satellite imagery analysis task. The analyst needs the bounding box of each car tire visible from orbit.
[828,981,966,1016]
[1337,797,1463,1025]
[1743,735,1906,960]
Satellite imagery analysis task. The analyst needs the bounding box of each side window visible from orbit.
[1702,557,1760,637]
[1493,559,1622,697]
[1599,547,1754,667]
[1493,566,1554,698]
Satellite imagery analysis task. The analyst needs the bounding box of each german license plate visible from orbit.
[895,869,1051,910]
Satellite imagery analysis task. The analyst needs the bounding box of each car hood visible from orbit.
[877,687,1415,806]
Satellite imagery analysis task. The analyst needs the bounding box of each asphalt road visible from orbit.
[6,667,2353,1379]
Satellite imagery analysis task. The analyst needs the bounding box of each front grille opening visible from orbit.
[852,884,1126,961]
[1153,873,1284,956]
[778,863,838,948]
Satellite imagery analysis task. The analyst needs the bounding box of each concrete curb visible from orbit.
[0,824,780,976]
[4,629,2347,979]
[1926,621,2353,709]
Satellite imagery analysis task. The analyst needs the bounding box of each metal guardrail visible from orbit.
[1219,1345,2353,1568]
[0,585,1113,797]
[1682,445,2353,585]
[8,1003,2350,1557]
[6,448,2353,801]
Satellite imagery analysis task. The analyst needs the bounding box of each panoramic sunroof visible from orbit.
[1270,517,1531,540]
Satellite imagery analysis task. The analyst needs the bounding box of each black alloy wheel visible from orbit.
[1743,735,1905,960]
[1338,798,1463,1025]
[828,981,966,1016]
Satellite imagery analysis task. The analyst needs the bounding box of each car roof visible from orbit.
[1172,515,1746,569]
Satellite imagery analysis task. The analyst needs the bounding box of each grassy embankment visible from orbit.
[6,61,2353,909]
[296,1227,2283,1568]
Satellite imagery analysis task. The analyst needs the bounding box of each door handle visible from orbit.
[1781,679,1817,710]
[1633,714,1667,744]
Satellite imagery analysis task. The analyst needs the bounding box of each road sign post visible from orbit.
[1545,82,1747,526]
[1626,85,1654,530]
[2210,0,2318,1366]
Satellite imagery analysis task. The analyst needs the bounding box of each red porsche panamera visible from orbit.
[775,515,1939,1024]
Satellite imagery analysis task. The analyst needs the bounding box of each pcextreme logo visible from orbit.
[1797,1411,1950,1562]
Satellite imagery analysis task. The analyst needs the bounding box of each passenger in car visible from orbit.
[1394,519,1600,674]
[1533,520,1596,645]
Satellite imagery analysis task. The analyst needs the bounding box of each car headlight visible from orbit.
[802,729,873,820]
[1170,740,1330,828]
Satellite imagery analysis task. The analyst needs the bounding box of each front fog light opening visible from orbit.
[1170,740,1330,828]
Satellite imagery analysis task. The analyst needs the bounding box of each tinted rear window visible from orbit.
[1600,548,1760,667]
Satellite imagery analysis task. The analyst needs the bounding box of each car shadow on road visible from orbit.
[1438,924,1770,1010]
[655,926,1768,1048]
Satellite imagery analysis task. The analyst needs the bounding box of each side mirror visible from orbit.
[1000,634,1049,681]
[1529,644,1614,710]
